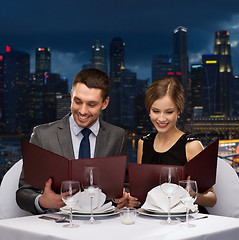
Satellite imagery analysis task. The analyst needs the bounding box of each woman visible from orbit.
[128,77,216,212]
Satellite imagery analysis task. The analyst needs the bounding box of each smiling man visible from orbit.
[16,68,127,214]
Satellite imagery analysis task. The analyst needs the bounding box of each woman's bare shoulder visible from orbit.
[186,140,204,161]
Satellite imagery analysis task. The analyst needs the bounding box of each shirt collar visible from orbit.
[69,114,100,137]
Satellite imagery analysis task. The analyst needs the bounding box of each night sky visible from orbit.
[1,0,239,88]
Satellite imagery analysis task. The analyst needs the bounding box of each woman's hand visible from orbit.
[114,188,128,209]
[126,194,141,208]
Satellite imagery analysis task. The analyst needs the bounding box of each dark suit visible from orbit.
[16,114,126,214]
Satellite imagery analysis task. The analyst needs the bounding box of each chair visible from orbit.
[0,159,32,219]
[206,157,239,218]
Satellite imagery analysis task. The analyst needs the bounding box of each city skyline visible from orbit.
[1,0,239,86]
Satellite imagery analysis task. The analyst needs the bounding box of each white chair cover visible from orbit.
[0,159,32,219]
[206,157,239,218]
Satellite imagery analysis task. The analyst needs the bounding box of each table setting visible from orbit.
[57,165,202,228]
[2,164,239,239]
[59,189,118,217]
[1,183,239,240]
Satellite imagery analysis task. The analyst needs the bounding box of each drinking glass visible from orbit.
[160,166,180,224]
[60,180,80,228]
[179,180,198,227]
[82,167,100,224]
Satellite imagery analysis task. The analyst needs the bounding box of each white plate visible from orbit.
[59,208,119,218]
[138,208,198,218]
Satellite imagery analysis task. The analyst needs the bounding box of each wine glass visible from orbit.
[160,166,180,224]
[179,180,198,227]
[60,180,80,228]
[82,167,100,224]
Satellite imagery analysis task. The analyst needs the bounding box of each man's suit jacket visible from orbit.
[16,114,126,214]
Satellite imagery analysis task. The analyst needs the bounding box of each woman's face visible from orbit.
[149,95,179,133]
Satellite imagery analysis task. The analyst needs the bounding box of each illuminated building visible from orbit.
[31,47,51,125]
[233,75,239,116]
[191,64,204,117]
[185,116,239,144]
[35,47,51,74]
[3,46,30,133]
[109,37,125,88]
[173,26,189,120]
[151,55,175,82]
[202,54,220,116]
[44,73,69,123]
[0,53,4,132]
[120,68,136,128]
[173,26,188,91]
[56,94,71,120]
[135,79,151,133]
[107,37,125,125]
[91,40,107,74]
[214,31,233,116]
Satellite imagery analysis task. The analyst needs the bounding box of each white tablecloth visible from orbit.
[0,213,239,240]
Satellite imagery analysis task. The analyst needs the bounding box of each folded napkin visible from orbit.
[61,188,114,213]
[141,184,198,213]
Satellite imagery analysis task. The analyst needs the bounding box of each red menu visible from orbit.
[21,139,127,199]
[128,138,219,204]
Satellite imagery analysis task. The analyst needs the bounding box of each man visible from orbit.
[16,68,127,214]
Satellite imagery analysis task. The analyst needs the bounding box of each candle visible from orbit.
[120,207,136,225]
[122,216,135,225]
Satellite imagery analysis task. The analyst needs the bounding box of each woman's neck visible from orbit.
[153,127,184,153]
[156,127,183,143]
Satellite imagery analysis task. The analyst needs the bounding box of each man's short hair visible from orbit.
[73,68,110,101]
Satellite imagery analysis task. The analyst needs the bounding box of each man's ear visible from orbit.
[70,89,74,102]
[102,97,109,110]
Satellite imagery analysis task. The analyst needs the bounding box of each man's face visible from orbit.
[71,83,109,128]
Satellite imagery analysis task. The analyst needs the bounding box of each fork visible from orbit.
[176,215,208,222]
[39,215,69,223]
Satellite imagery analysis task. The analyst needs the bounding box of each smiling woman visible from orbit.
[127,76,217,212]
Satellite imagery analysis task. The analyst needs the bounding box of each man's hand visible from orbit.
[38,178,65,209]
[114,188,128,209]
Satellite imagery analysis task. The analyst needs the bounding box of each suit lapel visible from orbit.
[95,120,108,157]
[57,114,75,159]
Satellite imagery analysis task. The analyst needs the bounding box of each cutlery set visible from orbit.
[176,215,208,222]
[39,215,69,223]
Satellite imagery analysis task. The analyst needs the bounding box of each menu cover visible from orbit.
[20,139,127,199]
[128,138,219,204]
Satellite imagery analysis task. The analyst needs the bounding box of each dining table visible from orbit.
[0,210,239,240]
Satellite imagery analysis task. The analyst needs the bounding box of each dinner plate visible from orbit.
[138,208,197,218]
[59,208,119,218]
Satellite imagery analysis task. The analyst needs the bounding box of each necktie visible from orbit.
[79,128,91,159]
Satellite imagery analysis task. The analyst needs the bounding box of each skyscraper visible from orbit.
[3,47,30,133]
[110,38,125,89]
[173,26,189,119]
[135,78,151,132]
[173,26,188,88]
[35,47,51,74]
[120,68,136,128]
[233,75,239,116]
[202,54,220,116]
[56,93,71,120]
[91,40,107,74]
[107,38,125,125]
[151,55,174,82]
[214,31,233,116]
[0,53,4,132]
[31,47,51,125]
[190,64,204,118]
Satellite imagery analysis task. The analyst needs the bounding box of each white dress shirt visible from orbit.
[69,114,100,159]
